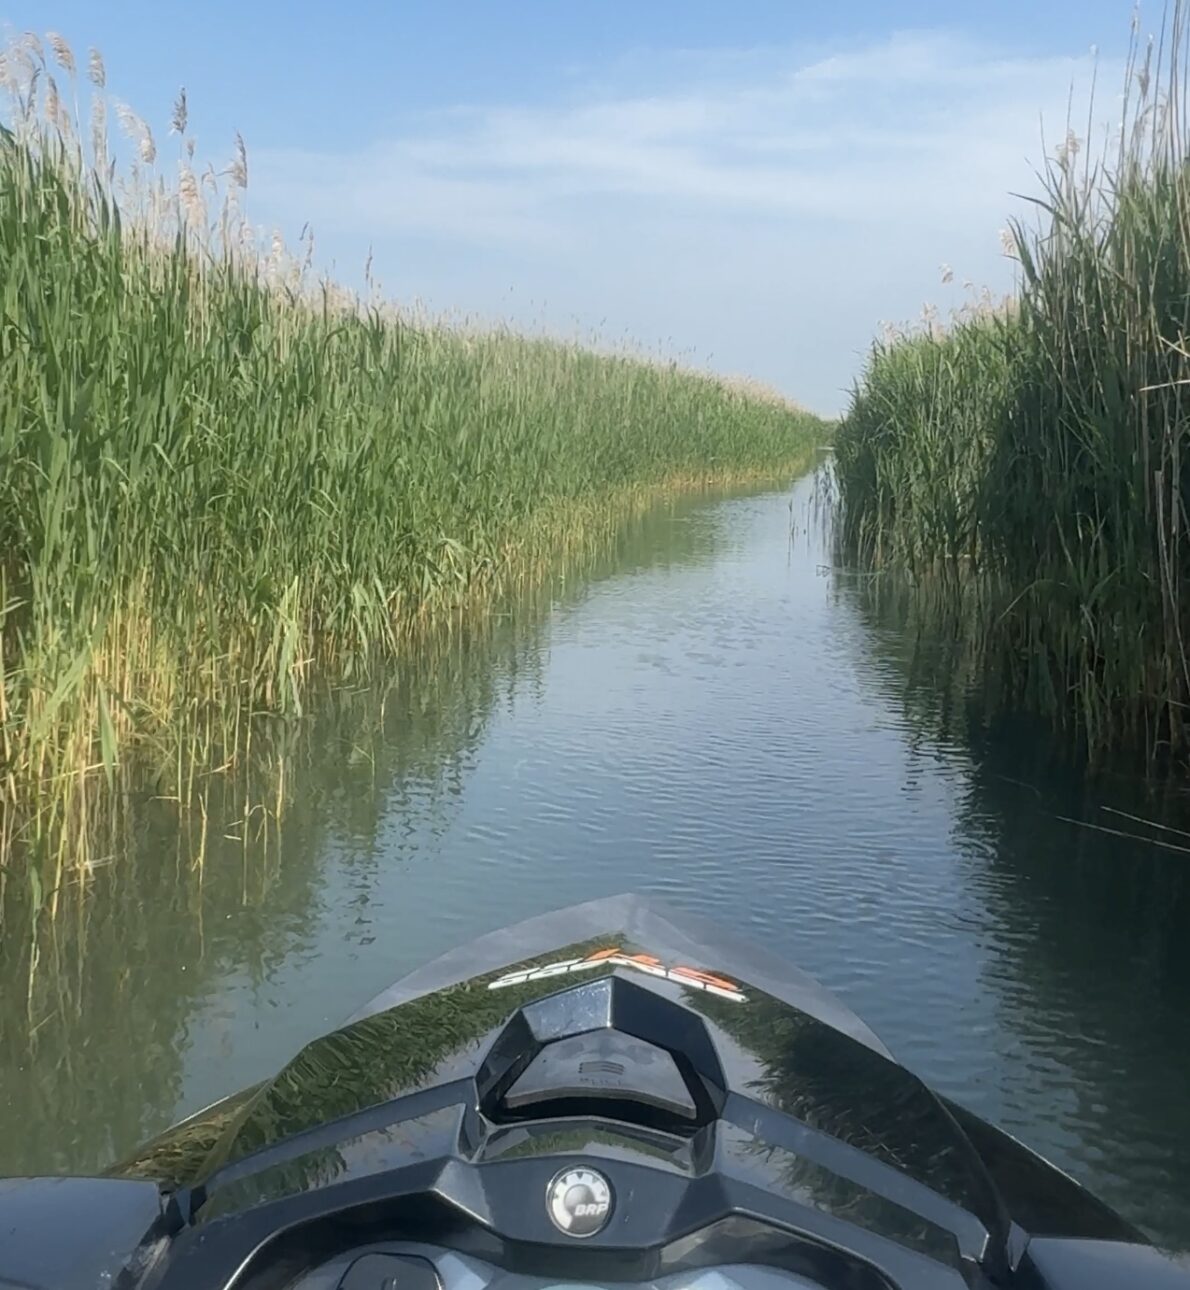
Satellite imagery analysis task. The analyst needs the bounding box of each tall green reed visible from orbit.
[0,32,827,897]
[836,1,1190,765]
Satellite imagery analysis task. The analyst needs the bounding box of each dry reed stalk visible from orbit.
[170,87,187,136]
[45,32,75,78]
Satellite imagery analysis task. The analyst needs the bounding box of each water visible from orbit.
[2,473,1189,1248]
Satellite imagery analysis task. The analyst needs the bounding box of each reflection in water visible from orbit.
[0,658,497,1175]
[0,492,734,1177]
[839,567,1190,1244]
[1,474,1187,1250]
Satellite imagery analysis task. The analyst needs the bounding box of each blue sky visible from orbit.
[3,1,1147,413]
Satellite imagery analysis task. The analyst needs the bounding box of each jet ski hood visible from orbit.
[345,896,891,1048]
[10,895,1176,1290]
[122,896,969,1193]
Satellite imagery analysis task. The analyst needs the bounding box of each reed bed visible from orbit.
[0,33,827,899]
[835,2,1190,766]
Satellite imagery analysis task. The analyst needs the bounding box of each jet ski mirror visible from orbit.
[475,976,728,1131]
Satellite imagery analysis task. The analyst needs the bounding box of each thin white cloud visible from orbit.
[248,31,1121,413]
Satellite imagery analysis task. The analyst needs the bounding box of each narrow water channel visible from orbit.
[2,472,1188,1248]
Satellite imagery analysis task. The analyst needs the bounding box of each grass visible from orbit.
[834,0,1190,767]
[0,33,829,901]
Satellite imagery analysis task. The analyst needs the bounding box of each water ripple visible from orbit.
[3,480,1188,1249]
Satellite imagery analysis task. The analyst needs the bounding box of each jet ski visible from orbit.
[2,894,1187,1289]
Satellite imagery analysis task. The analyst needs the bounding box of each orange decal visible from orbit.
[670,965,743,993]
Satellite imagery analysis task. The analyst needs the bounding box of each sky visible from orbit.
[1,0,1151,414]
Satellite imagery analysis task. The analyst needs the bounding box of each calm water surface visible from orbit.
[2,473,1189,1247]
